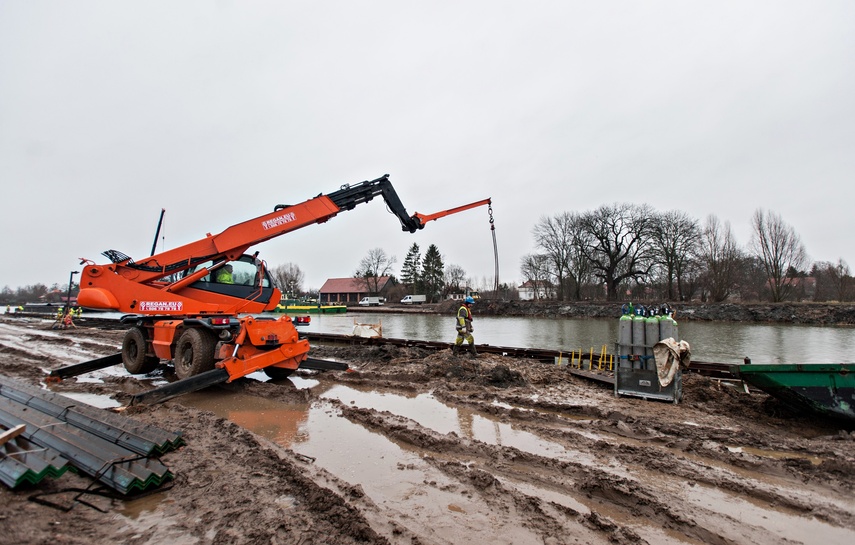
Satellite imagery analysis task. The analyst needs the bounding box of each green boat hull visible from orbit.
[729,363,855,421]
[274,305,347,314]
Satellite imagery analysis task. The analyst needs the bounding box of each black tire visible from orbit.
[173,328,216,380]
[263,366,295,380]
[122,327,159,374]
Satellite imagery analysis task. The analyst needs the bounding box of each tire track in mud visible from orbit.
[335,394,854,545]
[335,402,728,545]
[460,398,855,530]
[476,392,855,530]
[128,404,395,545]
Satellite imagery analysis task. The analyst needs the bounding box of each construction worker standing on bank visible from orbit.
[453,296,477,357]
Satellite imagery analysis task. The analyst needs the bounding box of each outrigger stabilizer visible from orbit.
[47,355,348,405]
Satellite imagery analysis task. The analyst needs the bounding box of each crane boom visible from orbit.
[74,173,492,393]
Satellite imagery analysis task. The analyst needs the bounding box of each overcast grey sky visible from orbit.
[2,1,853,294]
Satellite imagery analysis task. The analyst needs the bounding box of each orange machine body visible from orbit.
[76,175,490,383]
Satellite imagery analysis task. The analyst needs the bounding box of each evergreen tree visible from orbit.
[400,243,421,289]
[420,244,445,302]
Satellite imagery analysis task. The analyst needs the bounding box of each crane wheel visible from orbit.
[122,327,159,374]
[263,367,295,380]
[174,328,216,380]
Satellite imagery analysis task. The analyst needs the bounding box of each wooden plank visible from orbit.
[0,424,25,446]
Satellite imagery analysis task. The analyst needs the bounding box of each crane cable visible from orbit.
[488,203,499,297]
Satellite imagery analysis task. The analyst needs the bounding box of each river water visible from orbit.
[292,311,855,365]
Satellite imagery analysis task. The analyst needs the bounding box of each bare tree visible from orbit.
[697,215,741,302]
[811,259,852,302]
[650,210,700,301]
[443,264,467,296]
[519,253,554,299]
[831,259,852,302]
[354,247,397,295]
[532,212,587,300]
[577,203,657,300]
[750,209,808,302]
[269,263,305,297]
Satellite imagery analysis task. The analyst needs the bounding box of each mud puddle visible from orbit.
[729,444,824,465]
[58,390,122,408]
[117,494,202,545]
[179,383,696,543]
[180,387,548,544]
[682,482,855,545]
[181,378,855,544]
[321,383,612,468]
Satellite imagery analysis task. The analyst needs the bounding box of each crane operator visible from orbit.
[215,264,234,284]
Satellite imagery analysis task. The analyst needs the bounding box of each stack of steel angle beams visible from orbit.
[0,375,184,493]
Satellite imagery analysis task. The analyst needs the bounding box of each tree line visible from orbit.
[4,206,849,306]
[522,204,852,303]
[271,242,510,304]
[353,243,467,303]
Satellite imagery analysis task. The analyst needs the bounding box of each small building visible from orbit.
[319,276,394,304]
[518,280,553,301]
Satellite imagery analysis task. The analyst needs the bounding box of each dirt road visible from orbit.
[1,316,853,545]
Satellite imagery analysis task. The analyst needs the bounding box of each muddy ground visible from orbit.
[1,316,854,545]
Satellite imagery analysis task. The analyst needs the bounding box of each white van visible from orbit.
[400,295,426,305]
[358,296,383,307]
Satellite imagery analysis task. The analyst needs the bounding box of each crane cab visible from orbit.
[181,254,278,305]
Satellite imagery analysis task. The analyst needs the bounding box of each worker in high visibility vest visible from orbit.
[452,296,477,357]
[215,264,234,284]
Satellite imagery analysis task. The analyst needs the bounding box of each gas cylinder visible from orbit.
[645,308,660,368]
[659,309,678,342]
[631,305,646,368]
[618,305,633,368]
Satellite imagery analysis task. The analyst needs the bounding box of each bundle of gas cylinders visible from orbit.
[618,303,678,369]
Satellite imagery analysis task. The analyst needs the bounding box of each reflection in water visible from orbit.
[320,385,601,466]
[181,391,310,448]
[57,391,122,409]
[727,445,823,465]
[291,311,855,365]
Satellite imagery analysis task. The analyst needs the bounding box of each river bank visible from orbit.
[409,300,855,326]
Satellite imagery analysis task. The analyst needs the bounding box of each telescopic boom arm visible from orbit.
[80,174,490,303]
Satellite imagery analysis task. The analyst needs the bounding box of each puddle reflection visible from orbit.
[56,391,122,409]
[320,384,601,466]
[727,445,823,465]
[181,391,310,447]
[684,482,855,545]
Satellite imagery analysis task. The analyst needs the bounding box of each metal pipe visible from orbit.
[65,271,79,315]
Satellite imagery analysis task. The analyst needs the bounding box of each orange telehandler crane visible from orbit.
[74,174,491,403]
